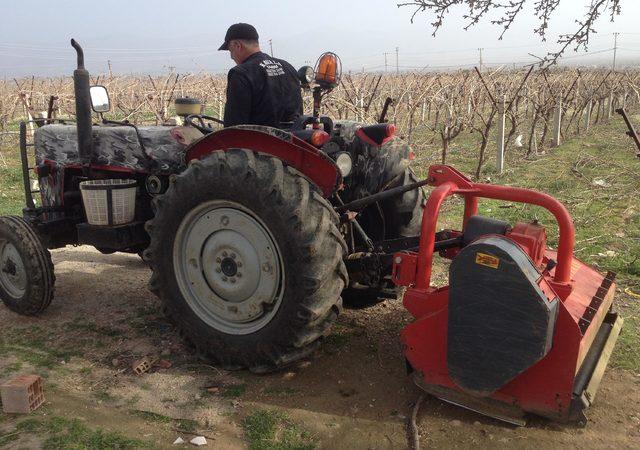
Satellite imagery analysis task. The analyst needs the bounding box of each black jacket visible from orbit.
[223,52,303,128]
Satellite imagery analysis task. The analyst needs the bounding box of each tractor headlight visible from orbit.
[335,152,352,178]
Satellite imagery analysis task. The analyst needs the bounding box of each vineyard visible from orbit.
[2,66,640,448]
[2,67,640,177]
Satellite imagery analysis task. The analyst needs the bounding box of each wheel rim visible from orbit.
[0,240,27,299]
[173,200,285,335]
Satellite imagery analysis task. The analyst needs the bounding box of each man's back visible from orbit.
[224,52,303,128]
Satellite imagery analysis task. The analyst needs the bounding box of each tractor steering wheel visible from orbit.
[185,114,224,134]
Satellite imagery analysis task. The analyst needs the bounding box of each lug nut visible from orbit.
[222,276,228,282]
[230,278,236,284]
[221,215,229,226]
[222,251,228,257]
[237,272,242,278]
[231,253,236,259]
[237,261,243,268]
[215,267,221,273]
[216,257,222,263]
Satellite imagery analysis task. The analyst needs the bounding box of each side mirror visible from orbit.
[297,66,314,89]
[90,85,110,113]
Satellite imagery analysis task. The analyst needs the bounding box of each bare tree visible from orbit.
[397,0,622,65]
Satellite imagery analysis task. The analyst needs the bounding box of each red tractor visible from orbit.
[0,40,423,372]
[1,41,623,425]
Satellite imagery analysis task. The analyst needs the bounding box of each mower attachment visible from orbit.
[394,165,623,425]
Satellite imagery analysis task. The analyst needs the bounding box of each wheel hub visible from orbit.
[2,258,17,276]
[220,257,238,277]
[0,240,27,299]
[174,201,284,335]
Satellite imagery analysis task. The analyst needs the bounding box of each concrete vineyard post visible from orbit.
[552,97,562,147]
[585,100,592,133]
[496,94,506,173]
[608,90,614,120]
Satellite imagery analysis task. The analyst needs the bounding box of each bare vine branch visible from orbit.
[398,0,622,65]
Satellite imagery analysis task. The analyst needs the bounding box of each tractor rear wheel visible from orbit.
[342,168,425,308]
[145,149,347,372]
[0,216,55,315]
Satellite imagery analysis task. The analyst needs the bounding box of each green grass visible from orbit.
[130,410,199,434]
[0,326,82,371]
[130,410,172,424]
[323,332,352,349]
[93,389,115,402]
[176,418,199,433]
[421,115,640,371]
[243,410,316,450]
[1,416,148,449]
[222,383,247,398]
[323,324,359,354]
[264,386,300,396]
[67,318,122,337]
[0,361,23,376]
[616,305,640,372]
[0,164,24,216]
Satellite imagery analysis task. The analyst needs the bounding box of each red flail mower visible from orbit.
[393,165,623,425]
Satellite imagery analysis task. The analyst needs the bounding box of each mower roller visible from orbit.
[392,165,623,425]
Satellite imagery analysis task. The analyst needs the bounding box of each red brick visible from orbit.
[1,375,45,414]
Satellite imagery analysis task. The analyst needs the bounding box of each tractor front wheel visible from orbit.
[0,216,55,315]
[145,149,347,372]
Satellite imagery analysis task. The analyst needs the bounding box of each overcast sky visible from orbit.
[2,0,640,77]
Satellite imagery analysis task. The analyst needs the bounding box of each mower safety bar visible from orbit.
[412,165,575,290]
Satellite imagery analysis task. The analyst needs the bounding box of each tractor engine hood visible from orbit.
[34,124,186,173]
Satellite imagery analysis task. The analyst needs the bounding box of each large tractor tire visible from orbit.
[145,149,347,372]
[0,216,55,315]
[381,168,425,238]
[342,168,425,308]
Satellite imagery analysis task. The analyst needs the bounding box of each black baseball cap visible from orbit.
[218,23,259,51]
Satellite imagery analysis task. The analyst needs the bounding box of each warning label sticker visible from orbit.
[475,252,500,269]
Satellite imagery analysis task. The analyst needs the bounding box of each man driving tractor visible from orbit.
[218,23,303,128]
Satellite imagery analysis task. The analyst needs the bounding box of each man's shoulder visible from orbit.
[248,53,296,73]
[230,53,298,83]
[227,65,250,84]
[263,57,299,79]
[261,54,296,71]
[238,52,268,67]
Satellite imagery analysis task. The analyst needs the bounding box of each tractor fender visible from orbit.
[184,125,340,197]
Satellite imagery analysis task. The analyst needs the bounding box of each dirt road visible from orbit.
[1,246,639,448]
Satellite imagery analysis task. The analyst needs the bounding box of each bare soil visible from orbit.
[1,246,639,449]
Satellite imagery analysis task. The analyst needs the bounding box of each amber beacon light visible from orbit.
[314,52,341,88]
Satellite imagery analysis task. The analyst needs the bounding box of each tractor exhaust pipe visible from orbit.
[71,39,93,174]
